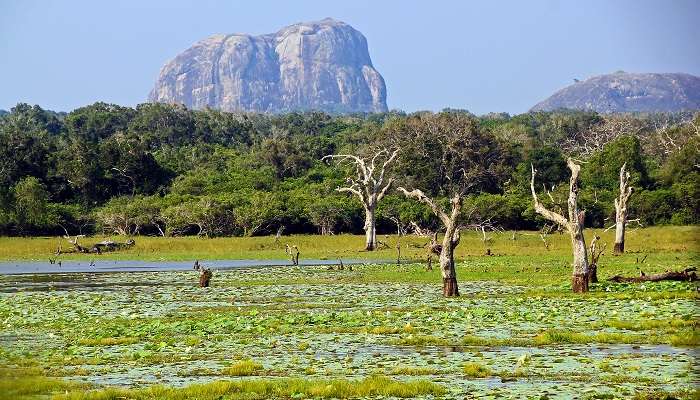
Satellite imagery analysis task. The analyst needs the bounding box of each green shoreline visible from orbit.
[1,226,697,262]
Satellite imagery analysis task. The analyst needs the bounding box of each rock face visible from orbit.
[531,72,700,113]
[149,18,387,114]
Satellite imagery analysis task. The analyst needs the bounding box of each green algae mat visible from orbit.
[1,263,698,399]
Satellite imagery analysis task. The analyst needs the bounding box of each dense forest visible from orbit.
[0,102,698,237]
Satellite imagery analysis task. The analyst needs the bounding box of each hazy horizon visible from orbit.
[1,0,699,114]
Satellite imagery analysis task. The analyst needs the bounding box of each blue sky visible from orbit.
[1,0,699,114]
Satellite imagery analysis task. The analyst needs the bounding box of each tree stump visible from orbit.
[199,269,213,287]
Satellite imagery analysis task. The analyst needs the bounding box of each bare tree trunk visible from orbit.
[570,228,589,293]
[614,163,633,255]
[531,159,590,293]
[588,235,605,284]
[613,220,625,253]
[439,226,460,296]
[399,187,462,297]
[364,207,377,251]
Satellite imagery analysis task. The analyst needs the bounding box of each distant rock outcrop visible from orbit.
[531,72,700,113]
[149,18,387,114]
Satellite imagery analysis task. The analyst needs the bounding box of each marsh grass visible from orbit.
[463,362,492,377]
[51,376,446,400]
[77,337,139,346]
[390,366,440,376]
[2,226,696,262]
[221,359,264,376]
[390,334,449,346]
[404,328,700,348]
[0,368,90,399]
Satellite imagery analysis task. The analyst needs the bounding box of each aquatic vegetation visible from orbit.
[463,362,492,377]
[221,359,264,376]
[0,368,90,399]
[390,334,449,346]
[0,256,697,398]
[390,366,440,375]
[77,337,139,346]
[51,376,446,399]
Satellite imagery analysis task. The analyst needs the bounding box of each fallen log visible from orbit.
[60,229,135,254]
[608,267,697,283]
[91,239,135,253]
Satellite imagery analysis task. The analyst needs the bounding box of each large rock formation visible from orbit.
[149,18,387,114]
[531,72,700,113]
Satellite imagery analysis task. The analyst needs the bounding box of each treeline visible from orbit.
[0,102,697,237]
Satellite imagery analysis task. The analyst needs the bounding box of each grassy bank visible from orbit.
[0,226,697,262]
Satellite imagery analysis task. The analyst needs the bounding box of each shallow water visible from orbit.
[0,258,372,275]
[1,265,697,399]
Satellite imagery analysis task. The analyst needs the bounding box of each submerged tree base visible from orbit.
[572,273,589,293]
[443,276,459,297]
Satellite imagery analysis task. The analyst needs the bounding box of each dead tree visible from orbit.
[389,216,405,266]
[409,221,433,237]
[63,234,89,253]
[399,188,462,296]
[609,267,697,283]
[531,159,590,293]
[539,224,554,250]
[274,226,285,247]
[468,219,499,256]
[588,235,606,283]
[613,163,634,254]
[286,244,299,266]
[193,260,213,287]
[322,149,399,251]
[562,114,645,157]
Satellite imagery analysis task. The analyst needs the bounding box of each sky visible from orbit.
[1,0,699,115]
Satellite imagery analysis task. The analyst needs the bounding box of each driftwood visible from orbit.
[608,267,697,283]
[60,230,135,254]
[92,239,135,253]
[194,260,213,287]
